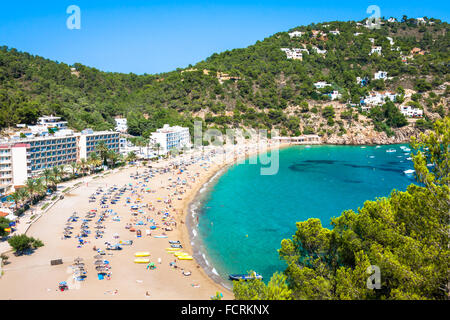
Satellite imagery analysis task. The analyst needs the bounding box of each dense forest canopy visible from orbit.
[0,16,448,138]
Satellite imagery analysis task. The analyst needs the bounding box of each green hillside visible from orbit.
[0,16,448,139]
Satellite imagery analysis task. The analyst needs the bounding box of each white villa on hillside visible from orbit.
[114,118,128,133]
[329,30,340,35]
[281,48,304,60]
[370,46,382,55]
[416,17,426,25]
[314,81,332,89]
[361,91,397,110]
[288,31,303,38]
[374,71,388,80]
[400,105,423,118]
[327,90,342,100]
[311,46,327,55]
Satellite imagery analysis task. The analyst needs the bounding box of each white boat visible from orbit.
[386,148,396,153]
[404,169,415,175]
[375,146,381,148]
[406,157,412,160]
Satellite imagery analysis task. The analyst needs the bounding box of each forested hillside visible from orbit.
[0,16,448,142]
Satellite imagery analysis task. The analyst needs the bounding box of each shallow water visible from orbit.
[190,144,416,286]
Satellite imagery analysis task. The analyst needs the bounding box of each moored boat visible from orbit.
[229,273,263,281]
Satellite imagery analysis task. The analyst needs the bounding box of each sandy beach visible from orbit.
[0,140,285,300]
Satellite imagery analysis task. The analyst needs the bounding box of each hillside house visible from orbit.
[400,105,423,118]
[314,81,332,89]
[370,46,382,55]
[288,31,303,38]
[281,48,304,60]
[374,71,388,80]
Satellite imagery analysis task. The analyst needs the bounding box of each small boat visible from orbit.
[386,148,396,153]
[165,248,181,251]
[171,244,183,248]
[168,240,180,244]
[229,273,263,281]
[404,169,415,175]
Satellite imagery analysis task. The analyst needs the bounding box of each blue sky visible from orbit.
[0,1,448,74]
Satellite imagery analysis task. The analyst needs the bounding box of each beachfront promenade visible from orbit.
[0,140,283,300]
[0,173,101,255]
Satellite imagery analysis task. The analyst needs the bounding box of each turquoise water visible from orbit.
[193,145,416,285]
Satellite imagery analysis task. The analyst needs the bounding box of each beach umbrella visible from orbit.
[94,255,102,259]
[94,261,104,265]
[74,257,83,263]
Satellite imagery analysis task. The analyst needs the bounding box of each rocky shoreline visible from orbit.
[323,125,419,145]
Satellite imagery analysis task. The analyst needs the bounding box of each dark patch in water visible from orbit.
[288,164,309,172]
[343,179,363,184]
[289,159,343,172]
[303,160,339,165]
[343,164,401,173]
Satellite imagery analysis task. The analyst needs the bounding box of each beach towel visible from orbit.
[98,274,104,280]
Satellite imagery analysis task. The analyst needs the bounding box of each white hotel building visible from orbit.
[0,143,31,195]
[150,124,191,155]
[0,127,120,197]
[78,129,120,160]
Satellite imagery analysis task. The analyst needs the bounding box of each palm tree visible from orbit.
[48,175,59,189]
[126,151,137,164]
[34,178,46,198]
[80,158,88,174]
[106,150,119,168]
[49,166,63,188]
[154,143,162,157]
[69,162,78,176]
[88,153,102,173]
[17,188,30,208]
[41,169,53,189]
[9,191,23,212]
[96,141,109,166]
[25,179,37,202]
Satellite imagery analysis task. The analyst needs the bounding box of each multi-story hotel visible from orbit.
[150,124,191,154]
[24,134,78,173]
[0,143,31,196]
[78,129,120,160]
[0,125,120,197]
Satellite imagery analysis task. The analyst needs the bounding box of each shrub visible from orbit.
[7,234,44,254]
